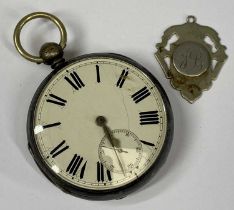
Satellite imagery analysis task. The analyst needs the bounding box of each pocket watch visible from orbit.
[13,12,174,200]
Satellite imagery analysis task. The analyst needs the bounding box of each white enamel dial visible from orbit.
[33,56,168,190]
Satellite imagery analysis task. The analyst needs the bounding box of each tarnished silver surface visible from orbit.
[173,41,210,76]
[155,16,228,103]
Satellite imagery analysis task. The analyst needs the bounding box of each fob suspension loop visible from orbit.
[13,12,67,65]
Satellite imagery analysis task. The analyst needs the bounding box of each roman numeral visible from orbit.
[43,122,61,129]
[64,71,85,90]
[66,154,87,179]
[140,140,155,147]
[96,65,101,83]
[131,86,151,103]
[46,94,67,106]
[50,140,69,158]
[97,162,112,182]
[116,69,128,88]
[139,111,159,125]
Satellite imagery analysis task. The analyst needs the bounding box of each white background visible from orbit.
[0,0,234,209]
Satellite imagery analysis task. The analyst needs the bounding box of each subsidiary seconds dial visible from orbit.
[98,128,143,174]
[28,53,173,200]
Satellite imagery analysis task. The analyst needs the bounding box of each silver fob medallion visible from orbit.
[155,16,227,103]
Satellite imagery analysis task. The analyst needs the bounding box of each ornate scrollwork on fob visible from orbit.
[155,16,228,103]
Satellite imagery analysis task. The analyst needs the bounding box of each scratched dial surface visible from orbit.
[33,56,168,190]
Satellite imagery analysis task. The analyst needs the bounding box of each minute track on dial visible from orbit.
[28,54,171,198]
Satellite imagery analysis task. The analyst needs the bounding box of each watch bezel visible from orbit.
[27,53,174,200]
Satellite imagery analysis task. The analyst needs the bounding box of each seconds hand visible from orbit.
[96,116,126,176]
[101,145,128,153]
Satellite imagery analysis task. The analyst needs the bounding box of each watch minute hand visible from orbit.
[96,116,126,176]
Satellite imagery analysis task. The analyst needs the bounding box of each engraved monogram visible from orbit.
[173,42,210,76]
